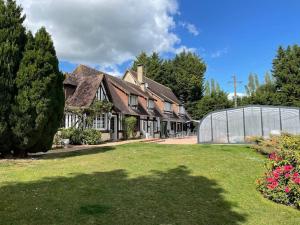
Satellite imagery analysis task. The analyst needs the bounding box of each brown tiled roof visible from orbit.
[65,65,164,118]
[130,71,181,104]
[64,73,78,86]
[65,65,103,108]
[104,75,150,116]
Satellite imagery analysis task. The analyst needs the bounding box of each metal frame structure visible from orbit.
[197,105,300,144]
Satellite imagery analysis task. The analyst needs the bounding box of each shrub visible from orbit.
[123,116,137,139]
[82,129,102,145]
[69,129,84,145]
[60,128,74,139]
[256,134,300,208]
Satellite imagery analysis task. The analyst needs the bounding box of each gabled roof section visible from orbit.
[65,65,104,108]
[105,73,153,99]
[104,76,150,116]
[129,70,181,104]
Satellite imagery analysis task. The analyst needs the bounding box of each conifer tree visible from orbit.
[272,45,300,106]
[0,0,26,153]
[11,28,64,154]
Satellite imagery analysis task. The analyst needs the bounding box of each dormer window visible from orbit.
[179,105,185,115]
[148,99,154,111]
[164,101,172,112]
[129,94,138,109]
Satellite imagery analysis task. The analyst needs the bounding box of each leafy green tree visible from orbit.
[272,45,300,106]
[11,27,64,154]
[205,79,221,95]
[131,51,206,115]
[131,51,150,71]
[244,73,260,96]
[0,0,26,153]
[193,91,233,119]
[172,51,206,105]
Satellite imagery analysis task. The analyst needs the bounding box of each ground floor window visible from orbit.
[93,113,107,130]
[65,113,78,128]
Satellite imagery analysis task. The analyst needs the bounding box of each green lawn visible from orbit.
[0,144,299,225]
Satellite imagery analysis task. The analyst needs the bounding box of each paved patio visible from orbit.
[157,136,197,145]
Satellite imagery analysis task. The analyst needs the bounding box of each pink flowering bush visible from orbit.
[256,135,300,208]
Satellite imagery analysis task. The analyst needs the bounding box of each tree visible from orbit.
[10,27,65,154]
[272,45,300,107]
[172,51,206,105]
[244,73,260,96]
[193,91,233,119]
[240,71,278,106]
[131,51,206,115]
[131,51,150,71]
[0,0,26,154]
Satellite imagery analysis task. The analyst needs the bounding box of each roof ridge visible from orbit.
[129,69,172,90]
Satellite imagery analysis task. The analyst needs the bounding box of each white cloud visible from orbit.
[211,48,228,58]
[17,0,185,66]
[179,21,199,36]
[174,45,196,54]
[97,65,123,77]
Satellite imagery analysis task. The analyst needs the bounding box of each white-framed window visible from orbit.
[148,99,154,110]
[179,105,185,115]
[95,84,108,101]
[93,113,107,130]
[164,101,172,112]
[129,95,138,109]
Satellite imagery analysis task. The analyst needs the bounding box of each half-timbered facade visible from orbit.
[63,64,191,141]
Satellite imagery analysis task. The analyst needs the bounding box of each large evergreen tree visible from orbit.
[131,51,206,115]
[172,51,206,104]
[0,0,26,153]
[272,45,300,107]
[11,27,64,154]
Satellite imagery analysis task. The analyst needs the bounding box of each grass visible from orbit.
[0,144,299,225]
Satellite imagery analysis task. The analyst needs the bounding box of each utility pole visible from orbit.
[233,75,237,108]
[229,75,242,108]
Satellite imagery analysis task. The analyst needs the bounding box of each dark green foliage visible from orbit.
[11,27,64,153]
[272,45,300,107]
[123,116,137,139]
[172,51,206,104]
[193,91,233,119]
[0,0,26,153]
[240,72,280,106]
[131,51,206,115]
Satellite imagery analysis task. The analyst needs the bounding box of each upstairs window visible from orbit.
[179,105,185,115]
[95,84,108,101]
[148,99,154,110]
[129,95,138,109]
[164,101,172,112]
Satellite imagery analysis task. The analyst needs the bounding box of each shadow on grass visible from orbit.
[33,146,116,160]
[0,166,246,225]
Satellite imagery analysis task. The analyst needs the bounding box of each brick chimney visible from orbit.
[137,64,144,84]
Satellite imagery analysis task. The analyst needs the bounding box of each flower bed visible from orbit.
[256,134,300,208]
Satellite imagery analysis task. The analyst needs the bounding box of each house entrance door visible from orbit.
[110,116,117,140]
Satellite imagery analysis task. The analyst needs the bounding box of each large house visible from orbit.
[63,64,191,141]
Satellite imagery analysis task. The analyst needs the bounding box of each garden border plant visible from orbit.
[255,134,300,209]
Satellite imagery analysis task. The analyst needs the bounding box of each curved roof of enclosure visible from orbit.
[198,105,300,144]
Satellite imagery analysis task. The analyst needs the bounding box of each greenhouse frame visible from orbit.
[197,105,300,144]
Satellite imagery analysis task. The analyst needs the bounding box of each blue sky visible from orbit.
[58,0,300,94]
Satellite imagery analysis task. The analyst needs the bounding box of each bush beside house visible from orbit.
[123,116,137,140]
[56,128,102,145]
[255,134,300,208]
